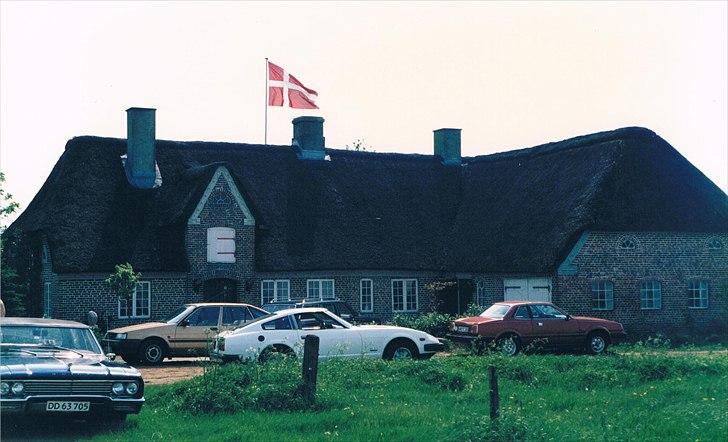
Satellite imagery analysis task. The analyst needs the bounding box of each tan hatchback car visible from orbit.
[103,303,268,364]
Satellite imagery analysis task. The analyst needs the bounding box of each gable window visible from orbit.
[207,227,236,263]
[591,281,614,311]
[392,279,418,312]
[307,279,335,300]
[688,280,708,309]
[360,279,374,312]
[640,280,661,310]
[118,281,151,319]
[43,282,52,318]
[261,280,290,305]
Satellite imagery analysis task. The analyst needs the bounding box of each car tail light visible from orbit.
[471,324,478,334]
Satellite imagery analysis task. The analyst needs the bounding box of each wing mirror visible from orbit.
[322,320,335,330]
[179,319,190,327]
[564,314,572,321]
[105,353,116,361]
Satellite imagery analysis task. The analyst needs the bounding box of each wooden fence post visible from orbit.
[489,365,499,419]
[302,335,320,405]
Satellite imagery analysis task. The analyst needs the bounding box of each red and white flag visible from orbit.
[267,61,318,109]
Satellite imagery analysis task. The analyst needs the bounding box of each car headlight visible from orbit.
[108,333,127,340]
[125,382,139,395]
[0,382,9,396]
[112,382,125,395]
[11,382,24,395]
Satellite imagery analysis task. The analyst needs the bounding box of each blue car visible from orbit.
[0,317,144,422]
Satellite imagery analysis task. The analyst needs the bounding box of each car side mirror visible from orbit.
[564,314,572,321]
[322,320,334,329]
[179,319,189,327]
[106,353,116,361]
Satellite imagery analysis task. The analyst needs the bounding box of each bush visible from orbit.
[391,312,455,337]
[150,359,314,414]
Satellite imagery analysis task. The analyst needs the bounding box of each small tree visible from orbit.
[346,139,369,152]
[1,172,23,315]
[105,263,140,304]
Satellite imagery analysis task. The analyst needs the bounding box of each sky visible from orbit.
[1,1,726,225]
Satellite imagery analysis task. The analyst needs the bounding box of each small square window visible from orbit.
[591,281,614,310]
[640,281,661,310]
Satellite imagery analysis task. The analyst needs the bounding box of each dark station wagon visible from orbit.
[0,317,144,422]
[448,301,627,355]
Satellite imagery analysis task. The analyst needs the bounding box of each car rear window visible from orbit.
[262,316,294,330]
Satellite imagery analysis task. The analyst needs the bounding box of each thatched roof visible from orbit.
[8,127,728,274]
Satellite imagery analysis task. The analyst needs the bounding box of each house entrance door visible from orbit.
[203,278,238,303]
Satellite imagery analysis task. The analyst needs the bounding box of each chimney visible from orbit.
[292,116,325,160]
[434,128,462,166]
[125,107,157,189]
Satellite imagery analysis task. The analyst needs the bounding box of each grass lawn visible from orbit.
[3,347,727,441]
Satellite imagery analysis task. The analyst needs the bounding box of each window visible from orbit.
[307,279,335,300]
[513,306,530,319]
[207,227,236,263]
[618,236,638,250]
[185,306,221,326]
[640,281,662,310]
[592,281,614,310]
[392,279,418,312]
[294,311,345,330]
[360,279,373,312]
[262,316,294,330]
[475,282,488,306]
[43,282,52,318]
[707,238,724,250]
[118,281,151,319]
[261,280,290,304]
[222,307,252,326]
[530,304,568,319]
[688,280,708,309]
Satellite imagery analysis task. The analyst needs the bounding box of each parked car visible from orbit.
[212,307,445,362]
[0,317,144,422]
[261,299,381,323]
[447,301,626,355]
[104,303,268,365]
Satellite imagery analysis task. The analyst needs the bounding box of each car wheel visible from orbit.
[498,335,520,356]
[383,339,418,360]
[138,340,165,365]
[587,332,609,355]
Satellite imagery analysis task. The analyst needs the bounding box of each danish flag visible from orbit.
[267,61,319,109]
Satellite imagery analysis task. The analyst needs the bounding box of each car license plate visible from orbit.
[46,401,90,412]
[457,326,470,333]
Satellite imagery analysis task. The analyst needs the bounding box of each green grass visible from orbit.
[4,351,727,441]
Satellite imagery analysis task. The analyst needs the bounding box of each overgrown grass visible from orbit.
[43,351,724,441]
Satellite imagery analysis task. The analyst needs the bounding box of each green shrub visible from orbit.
[391,312,455,337]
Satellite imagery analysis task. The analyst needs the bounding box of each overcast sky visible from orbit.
[1,1,726,225]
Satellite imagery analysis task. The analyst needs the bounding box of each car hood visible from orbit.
[573,316,623,329]
[453,316,501,326]
[0,352,141,378]
[108,322,170,335]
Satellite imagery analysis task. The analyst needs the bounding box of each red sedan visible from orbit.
[447,301,626,355]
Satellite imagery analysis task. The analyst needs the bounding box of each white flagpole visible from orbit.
[264,57,269,146]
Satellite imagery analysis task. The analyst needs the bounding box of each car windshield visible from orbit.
[479,304,511,318]
[165,305,194,323]
[0,325,102,354]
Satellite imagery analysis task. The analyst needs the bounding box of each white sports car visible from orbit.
[211,307,445,362]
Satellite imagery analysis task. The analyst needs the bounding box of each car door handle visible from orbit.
[538,322,543,327]
[210,327,219,331]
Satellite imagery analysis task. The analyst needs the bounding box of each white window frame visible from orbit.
[307,279,335,300]
[687,280,708,309]
[591,280,614,311]
[360,279,374,313]
[392,279,418,312]
[206,227,236,263]
[261,279,291,304]
[43,282,52,318]
[118,281,151,319]
[640,280,662,310]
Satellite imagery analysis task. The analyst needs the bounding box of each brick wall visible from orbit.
[554,231,728,336]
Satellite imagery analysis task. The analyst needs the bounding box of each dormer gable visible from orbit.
[187,166,255,226]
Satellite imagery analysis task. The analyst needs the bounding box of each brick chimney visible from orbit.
[125,107,158,188]
[434,128,462,166]
[292,116,325,160]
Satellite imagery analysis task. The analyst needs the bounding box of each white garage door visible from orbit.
[503,278,552,302]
